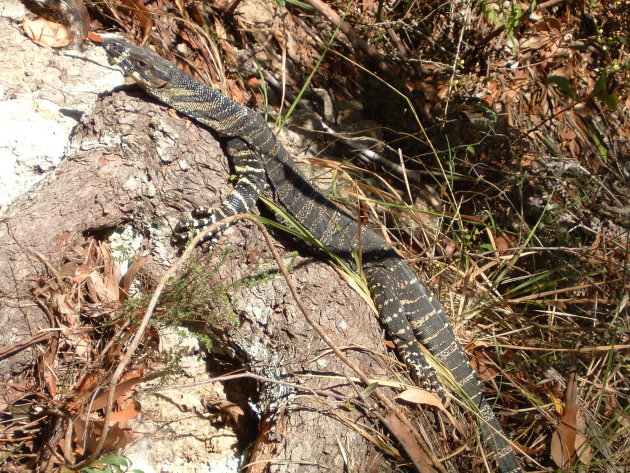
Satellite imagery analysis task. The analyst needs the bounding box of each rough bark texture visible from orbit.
[0,92,437,472]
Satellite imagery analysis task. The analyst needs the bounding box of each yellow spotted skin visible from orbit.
[103,37,522,473]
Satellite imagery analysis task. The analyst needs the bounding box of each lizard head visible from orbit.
[102,36,174,94]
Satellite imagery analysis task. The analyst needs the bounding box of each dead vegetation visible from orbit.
[2,0,628,472]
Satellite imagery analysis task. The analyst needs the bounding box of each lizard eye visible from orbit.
[133,58,150,71]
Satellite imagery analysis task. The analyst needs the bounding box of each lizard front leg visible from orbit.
[174,137,268,243]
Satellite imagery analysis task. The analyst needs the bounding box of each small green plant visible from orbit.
[548,69,620,112]
[149,244,287,356]
[503,1,522,42]
[157,253,240,331]
[78,455,144,473]
[457,226,493,254]
[476,0,525,42]
[275,0,313,10]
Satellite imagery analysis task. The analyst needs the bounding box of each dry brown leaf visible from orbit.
[118,0,153,41]
[227,78,246,106]
[574,407,592,465]
[87,31,102,43]
[109,399,141,423]
[85,272,99,301]
[603,393,620,418]
[41,334,59,398]
[383,339,396,349]
[550,393,563,416]
[209,399,247,433]
[89,375,144,411]
[436,81,451,100]
[73,264,92,284]
[74,372,99,394]
[167,108,183,121]
[514,440,543,456]
[100,243,121,298]
[52,293,78,325]
[73,414,132,454]
[396,387,442,406]
[87,270,118,303]
[551,372,588,469]
[469,354,499,384]
[104,277,121,302]
[102,421,132,450]
[43,368,58,399]
[384,412,437,473]
[23,18,72,48]
[247,77,262,89]
[59,262,78,278]
[119,256,146,301]
[551,404,578,469]
[70,374,143,456]
[396,387,459,427]
[423,81,441,102]
[214,18,238,66]
[444,240,457,256]
[495,236,510,250]
[520,34,550,52]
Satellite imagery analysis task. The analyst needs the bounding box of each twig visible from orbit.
[6,223,67,291]
[142,370,370,405]
[0,331,56,360]
[302,0,387,71]
[498,344,630,353]
[443,1,472,117]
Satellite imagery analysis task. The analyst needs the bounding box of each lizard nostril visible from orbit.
[102,38,124,57]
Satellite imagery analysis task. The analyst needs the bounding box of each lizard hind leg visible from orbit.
[364,264,441,392]
[173,137,267,244]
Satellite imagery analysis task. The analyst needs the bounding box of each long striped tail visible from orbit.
[365,254,521,473]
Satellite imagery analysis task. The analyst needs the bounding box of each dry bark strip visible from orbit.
[0,92,455,472]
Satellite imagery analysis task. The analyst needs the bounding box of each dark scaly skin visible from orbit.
[102,37,522,473]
